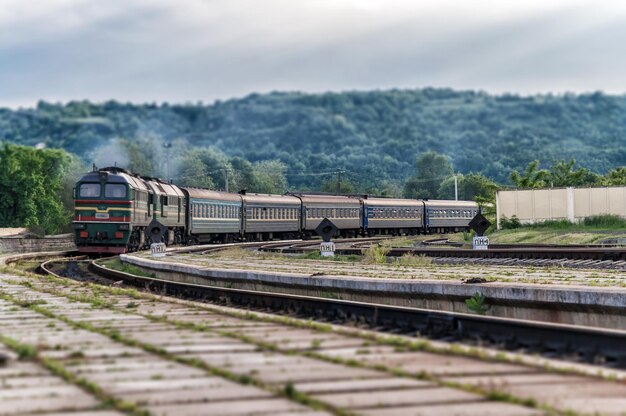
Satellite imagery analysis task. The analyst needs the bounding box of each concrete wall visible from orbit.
[497,186,626,228]
[0,234,76,254]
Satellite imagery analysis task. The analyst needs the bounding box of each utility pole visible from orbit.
[223,169,229,193]
[454,174,458,201]
[336,169,345,195]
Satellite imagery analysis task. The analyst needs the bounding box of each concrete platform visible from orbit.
[120,253,626,329]
[3,269,626,415]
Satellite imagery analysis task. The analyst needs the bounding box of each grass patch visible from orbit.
[297,251,360,262]
[100,258,156,278]
[394,253,432,267]
[362,244,390,264]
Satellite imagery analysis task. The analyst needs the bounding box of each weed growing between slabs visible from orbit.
[0,323,148,416]
[0,273,585,415]
[0,284,352,416]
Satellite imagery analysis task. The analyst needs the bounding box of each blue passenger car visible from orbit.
[182,188,242,244]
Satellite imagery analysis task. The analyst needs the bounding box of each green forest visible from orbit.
[2,87,626,233]
[3,88,626,190]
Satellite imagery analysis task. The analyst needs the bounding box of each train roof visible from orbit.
[362,197,423,207]
[182,188,242,203]
[423,199,478,208]
[241,193,301,206]
[143,178,184,197]
[78,168,150,191]
[294,194,361,206]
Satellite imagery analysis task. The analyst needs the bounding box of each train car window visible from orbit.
[80,183,101,198]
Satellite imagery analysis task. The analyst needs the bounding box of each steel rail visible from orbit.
[262,243,626,261]
[90,259,626,367]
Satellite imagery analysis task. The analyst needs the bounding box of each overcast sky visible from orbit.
[2,0,626,108]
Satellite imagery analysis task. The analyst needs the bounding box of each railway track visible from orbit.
[32,255,625,369]
[261,239,626,263]
[4,249,626,414]
[12,243,626,370]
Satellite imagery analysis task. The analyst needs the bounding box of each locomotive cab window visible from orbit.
[105,184,126,198]
[79,183,101,198]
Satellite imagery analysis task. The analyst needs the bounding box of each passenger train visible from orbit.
[73,167,479,254]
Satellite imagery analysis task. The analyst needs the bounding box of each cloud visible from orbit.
[2,0,626,108]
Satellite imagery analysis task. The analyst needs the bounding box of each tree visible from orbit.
[229,157,256,192]
[174,151,214,189]
[252,160,287,194]
[509,160,549,188]
[403,151,453,199]
[601,167,626,186]
[321,178,354,194]
[0,144,75,234]
[548,159,598,187]
[437,173,498,200]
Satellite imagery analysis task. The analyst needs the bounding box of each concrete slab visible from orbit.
[34,412,125,416]
[0,395,100,415]
[147,398,316,416]
[84,367,208,382]
[0,385,87,400]
[103,377,227,395]
[295,377,432,394]
[313,387,481,409]
[357,401,544,416]
[121,383,272,405]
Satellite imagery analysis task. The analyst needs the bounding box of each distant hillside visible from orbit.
[2,88,626,189]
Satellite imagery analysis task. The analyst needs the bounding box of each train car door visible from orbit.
[148,192,153,218]
[362,202,368,230]
[421,201,428,231]
[240,199,247,236]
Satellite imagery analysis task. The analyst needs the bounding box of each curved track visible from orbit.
[17,243,626,369]
[67,256,626,368]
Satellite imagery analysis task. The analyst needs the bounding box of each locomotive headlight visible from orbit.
[72,223,85,229]
[118,224,130,230]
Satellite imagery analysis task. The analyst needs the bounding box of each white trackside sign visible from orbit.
[151,243,167,257]
[320,241,336,257]
[472,236,489,250]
